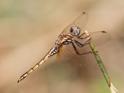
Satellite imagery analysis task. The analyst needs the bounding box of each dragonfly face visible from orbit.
[70,25,81,36]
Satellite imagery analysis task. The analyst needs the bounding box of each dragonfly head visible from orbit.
[70,26,80,36]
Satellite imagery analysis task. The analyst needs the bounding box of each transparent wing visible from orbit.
[60,11,88,35]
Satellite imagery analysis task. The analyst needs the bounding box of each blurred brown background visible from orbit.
[0,0,124,93]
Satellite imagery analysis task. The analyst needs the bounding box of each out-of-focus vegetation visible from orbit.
[0,0,124,93]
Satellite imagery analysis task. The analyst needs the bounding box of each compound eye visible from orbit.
[70,26,80,36]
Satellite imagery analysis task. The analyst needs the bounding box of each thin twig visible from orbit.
[89,42,118,93]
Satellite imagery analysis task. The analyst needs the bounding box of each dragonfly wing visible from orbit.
[60,11,88,35]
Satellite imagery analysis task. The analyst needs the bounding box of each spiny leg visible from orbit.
[74,33,91,48]
[77,32,85,39]
[78,31,90,39]
[74,40,90,48]
[71,41,92,55]
[74,34,99,54]
[71,31,92,55]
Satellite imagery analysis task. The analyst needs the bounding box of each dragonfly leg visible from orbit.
[71,41,92,55]
[74,35,91,48]
[78,32,90,39]
[77,32,85,39]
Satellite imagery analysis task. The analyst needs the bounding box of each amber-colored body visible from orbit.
[17,11,92,83]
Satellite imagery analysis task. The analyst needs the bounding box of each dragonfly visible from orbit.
[17,11,106,83]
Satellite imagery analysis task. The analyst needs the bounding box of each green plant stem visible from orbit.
[89,42,111,87]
